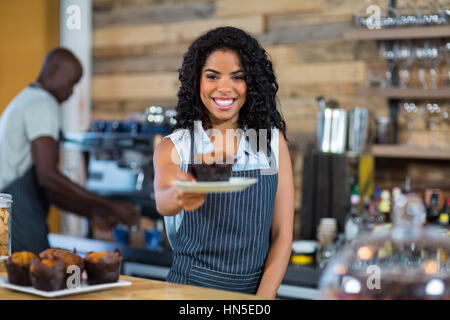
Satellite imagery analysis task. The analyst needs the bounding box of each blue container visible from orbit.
[144,229,162,249]
[114,224,129,245]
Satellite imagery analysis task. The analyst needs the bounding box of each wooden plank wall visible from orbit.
[91,0,450,237]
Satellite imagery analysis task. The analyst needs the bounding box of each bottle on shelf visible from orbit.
[372,185,385,226]
[316,218,338,269]
[392,187,402,205]
[427,191,441,225]
[379,190,392,223]
[344,185,363,242]
[403,176,412,194]
[361,195,374,231]
[438,198,449,229]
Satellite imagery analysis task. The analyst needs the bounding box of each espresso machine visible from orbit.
[63,107,176,220]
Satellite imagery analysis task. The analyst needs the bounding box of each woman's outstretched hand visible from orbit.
[172,171,206,211]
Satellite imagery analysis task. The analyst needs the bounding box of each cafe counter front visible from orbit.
[0,272,262,300]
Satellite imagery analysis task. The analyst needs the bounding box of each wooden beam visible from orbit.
[94,55,182,74]
[94,2,214,28]
[257,22,352,45]
[92,72,179,100]
[265,45,297,66]
[215,0,322,17]
[369,144,450,160]
[93,14,265,49]
[276,61,367,85]
[93,41,190,59]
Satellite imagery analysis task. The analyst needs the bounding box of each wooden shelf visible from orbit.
[342,25,450,41]
[368,144,450,160]
[356,88,450,99]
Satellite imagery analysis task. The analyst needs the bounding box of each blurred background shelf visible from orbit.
[368,144,450,160]
[342,25,450,41]
[356,88,450,99]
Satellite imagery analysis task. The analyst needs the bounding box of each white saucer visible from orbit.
[171,177,258,193]
[0,275,131,298]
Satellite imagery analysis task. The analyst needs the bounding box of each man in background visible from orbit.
[0,47,138,253]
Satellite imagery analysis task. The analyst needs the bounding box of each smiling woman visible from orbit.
[153,26,294,299]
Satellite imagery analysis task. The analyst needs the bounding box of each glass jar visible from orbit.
[375,117,393,144]
[0,193,12,258]
[319,193,450,300]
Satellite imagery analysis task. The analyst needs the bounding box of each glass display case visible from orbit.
[319,193,449,299]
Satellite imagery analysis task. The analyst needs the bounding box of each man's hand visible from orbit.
[32,137,139,226]
[109,201,139,227]
[92,213,120,230]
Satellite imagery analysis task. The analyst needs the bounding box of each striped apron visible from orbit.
[166,132,278,294]
[2,166,51,253]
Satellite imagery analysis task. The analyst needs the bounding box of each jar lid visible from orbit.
[376,117,391,124]
[0,193,12,207]
[292,240,318,254]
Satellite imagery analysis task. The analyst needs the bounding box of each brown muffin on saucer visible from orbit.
[29,257,66,291]
[5,251,38,286]
[189,163,233,181]
[84,249,122,285]
[39,248,84,272]
[189,152,234,181]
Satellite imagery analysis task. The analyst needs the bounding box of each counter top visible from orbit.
[48,234,323,289]
[0,273,263,300]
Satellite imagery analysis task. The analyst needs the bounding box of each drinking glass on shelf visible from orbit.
[425,102,442,146]
[377,5,398,28]
[442,39,450,87]
[414,40,429,88]
[366,61,386,88]
[427,40,442,89]
[379,41,396,87]
[400,101,418,146]
[354,0,379,28]
[396,41,414,88]
[427,0,449,25]
[442,102,449,127]
[426,102,441,130]
[404,102,418,130]
[396,0,422,26]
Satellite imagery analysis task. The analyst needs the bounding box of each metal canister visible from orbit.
[317,108,348,154]
[330,109,348,153]
[348,108,369,153]
[318,108,333,152]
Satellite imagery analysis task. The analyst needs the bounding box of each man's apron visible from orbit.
[3,166,51,253]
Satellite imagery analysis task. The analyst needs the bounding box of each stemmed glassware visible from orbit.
[379,41,396,87]
[378,39,449,89]
[442,39,450,86]
[425,102,442,146]
[400,101,419,146]
[442,102,449,126]
[414,40,430,88]
[427,40,442,88]
[396,40,414,88]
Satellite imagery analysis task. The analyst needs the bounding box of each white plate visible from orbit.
[0,275,131,298]
[172,177,258,193]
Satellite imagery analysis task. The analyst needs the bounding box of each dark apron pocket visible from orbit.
[188,265,261,294]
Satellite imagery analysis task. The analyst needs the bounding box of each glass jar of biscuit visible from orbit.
[0,193,12,260]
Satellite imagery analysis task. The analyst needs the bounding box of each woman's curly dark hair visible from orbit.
[171,26,287,149]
